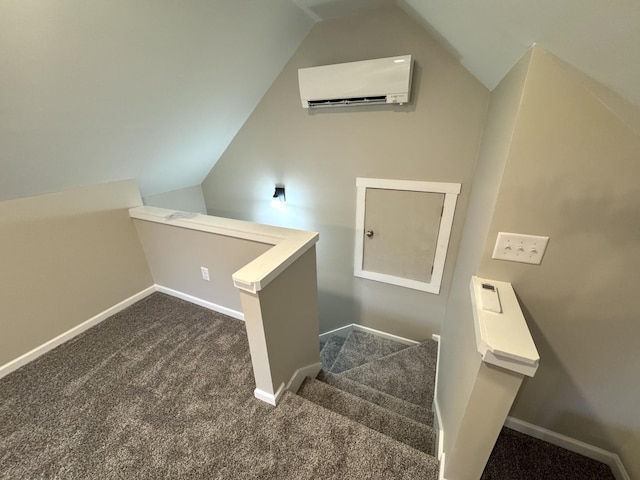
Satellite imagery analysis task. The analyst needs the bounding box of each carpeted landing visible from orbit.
[0,293,438,479]
[0,293,617,479]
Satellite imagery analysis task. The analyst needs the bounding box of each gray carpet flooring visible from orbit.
[482,427,616,480]
[319,335,345,372]
[1,293,616,480]
[305,329,440,468]
[327,330,408,374]
[339,340,438,407]
[298,377,436,455]
[317,371,434,425]
[0,293,439,479]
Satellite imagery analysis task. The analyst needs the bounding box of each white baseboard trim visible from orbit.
[432,332,442,453]
[433,334,444,460]
[355,324,420,345]
[0,285,244,381]
[0,285,156,380]
[432,331,446,479]
[438,452,447,480]
[434,399,444,459]
[254,382,285,406]
[154,285,244,321]
[319,323,419,346]
[504,417,630,480]
[286,362,323,394]
[319,324,354,341]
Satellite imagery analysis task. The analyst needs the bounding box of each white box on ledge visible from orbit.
[470,276,540,377]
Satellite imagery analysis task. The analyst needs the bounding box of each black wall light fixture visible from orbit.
[273,185,286,203]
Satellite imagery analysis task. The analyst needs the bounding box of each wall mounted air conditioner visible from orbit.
[298,55,413,109]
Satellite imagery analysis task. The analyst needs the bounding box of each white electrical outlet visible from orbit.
[200,266,210,281]
[492,232,549,265]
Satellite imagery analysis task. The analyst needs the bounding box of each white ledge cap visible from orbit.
[129,206,319,294]
[470,276,540,377]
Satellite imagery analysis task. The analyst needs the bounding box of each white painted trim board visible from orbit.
[432,333,445,461]
[0,286,156,380]
[432,334,443,455]
[130,206,319,295]
[285,362,323,394]
[432,332,448,479]
[318,324,355,341]
[154,285,244,321]
[254,382,285,406]
[504,417,630,480]
[353,177,460,295]
[0,284,245,380]
[319,323,420,346]
[438,452,447,480]
[470,276,539,377]
[355,177,461,194]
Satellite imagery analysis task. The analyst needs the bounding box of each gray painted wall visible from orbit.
[0,180,153,366]
[240,246,320,397]
[133,219,270,314]
[437,49,531,458]
[143,185,207,214]
[477,48,640,478]
[202,6,489,340]
[439,44,640,478]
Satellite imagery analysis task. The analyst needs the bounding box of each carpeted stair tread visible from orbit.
[319,335,346,371]
[339,339,438,407]
[298,377,436,456]
[317,370,434,426]
[282,391,439,479]
[329,330,409,373]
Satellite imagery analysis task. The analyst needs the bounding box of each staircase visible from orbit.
[295,329,440,479]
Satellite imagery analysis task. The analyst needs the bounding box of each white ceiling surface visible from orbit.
[401,0,640,106]
[2,1,638,203]
[0,1,314,202]
[299,0,640,107]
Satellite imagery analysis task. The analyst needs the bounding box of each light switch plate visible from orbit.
[492,232,549,265]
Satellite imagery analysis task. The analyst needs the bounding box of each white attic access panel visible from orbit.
[354,178,461,294]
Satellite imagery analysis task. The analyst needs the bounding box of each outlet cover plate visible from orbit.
[200,266,210,281]
[492,232,549,265]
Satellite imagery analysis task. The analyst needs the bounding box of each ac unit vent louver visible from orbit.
[307,95,387,108]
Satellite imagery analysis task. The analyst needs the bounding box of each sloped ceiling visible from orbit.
[400,0,640,107]
[299,0,640,107]
[2,0,638,202]
[0,1,314,202]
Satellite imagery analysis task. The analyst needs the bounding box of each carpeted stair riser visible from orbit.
[339,340,438,407]
[317,371,434,426]
[319,335,346,371]
[298,378,436,456]
[328,330,409,373]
